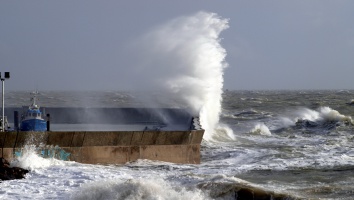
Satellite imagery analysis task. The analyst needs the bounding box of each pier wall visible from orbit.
[0,130,204,164]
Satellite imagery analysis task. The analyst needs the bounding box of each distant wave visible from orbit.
[277,107,353,131]
[220,109,272,121]
[297,107,352,124]
[249,123,272,136]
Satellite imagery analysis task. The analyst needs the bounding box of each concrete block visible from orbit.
[115,132,134,145]
[139,145,200,163]
[78,146,130,164]
[164,131,189,145]
[155,131,167,145]
[0,148,14,161]
[13,132,26,148]
[190,130,204,144]
[82,132,133,146]
[131,131,143,145]
[71,132,85,147]
[47,132,74,147]
[140,131,159,145]
[129,146,140,161]
[2,132,17,148]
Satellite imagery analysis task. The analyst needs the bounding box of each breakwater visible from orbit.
[0,130,204,164]
[1,107,204,164]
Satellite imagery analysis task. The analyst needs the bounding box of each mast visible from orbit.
[31,91,39,108]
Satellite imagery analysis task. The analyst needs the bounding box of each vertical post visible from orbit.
[1,72,10,132]
[46,113,50,131]
[1,79,4,132]
[14,111,19,131]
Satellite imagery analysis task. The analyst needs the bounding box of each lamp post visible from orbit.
[1,72,10,132]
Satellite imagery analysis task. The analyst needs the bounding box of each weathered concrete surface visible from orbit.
[0,130,204,164]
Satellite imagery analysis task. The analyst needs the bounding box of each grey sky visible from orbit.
[1,1,353,91]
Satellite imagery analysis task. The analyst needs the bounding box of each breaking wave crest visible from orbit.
[277,107,353,131]
[10,145,65,171]
[250,123,272,136]
[70,178,207,200]
[296,107,353,125]
[210,123,235,141]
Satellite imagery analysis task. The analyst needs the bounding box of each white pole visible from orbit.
[1,79,4,132]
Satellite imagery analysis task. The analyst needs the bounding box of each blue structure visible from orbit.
[20,91,47,131]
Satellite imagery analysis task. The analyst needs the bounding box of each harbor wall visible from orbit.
[0,130,204,164]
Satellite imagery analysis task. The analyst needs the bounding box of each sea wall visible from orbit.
[0,130,204,164]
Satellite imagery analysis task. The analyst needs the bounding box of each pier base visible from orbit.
[0,130,204,164]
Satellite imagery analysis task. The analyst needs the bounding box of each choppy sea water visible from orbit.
[1,90,354,199]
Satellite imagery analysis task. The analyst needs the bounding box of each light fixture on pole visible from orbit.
[1,72,10,132]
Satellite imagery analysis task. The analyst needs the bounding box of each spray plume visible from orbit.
[131,11,229,140]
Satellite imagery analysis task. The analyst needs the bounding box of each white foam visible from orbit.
[10,145,66,171]
[210,123,236,141]
[250,123,272,136]
[318,106,353,124]
[279,106,353,128]
[297,107,321,122]
[70,178,208,200]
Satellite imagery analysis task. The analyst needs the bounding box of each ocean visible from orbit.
[1,90,354,199]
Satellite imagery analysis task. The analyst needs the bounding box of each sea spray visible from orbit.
[10,145,65,171]
[132,11,230,140]
[70,178,208,200]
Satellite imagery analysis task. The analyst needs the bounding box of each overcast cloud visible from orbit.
[1,0,353,91]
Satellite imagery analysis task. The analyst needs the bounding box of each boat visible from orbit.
[20,91,47,131]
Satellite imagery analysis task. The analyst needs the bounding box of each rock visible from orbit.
[198,181,299,200]
[0,157,29,181]
[347,100,354,106]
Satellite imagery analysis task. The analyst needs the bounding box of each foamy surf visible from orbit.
[70,178,208,200]
[10,145,66,171]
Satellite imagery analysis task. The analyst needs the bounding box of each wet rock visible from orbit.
[347,100,354,106]
[0,157,29,181]
[295,119,318,128]
[198,181,299,200]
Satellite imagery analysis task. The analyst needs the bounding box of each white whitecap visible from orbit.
[70,178,208,200]
[250,123,271,136]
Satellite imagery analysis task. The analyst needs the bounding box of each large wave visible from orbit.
[296,107,353,124]
[131,11,230,140]
[277,106,353,131]
[70,178,207,200]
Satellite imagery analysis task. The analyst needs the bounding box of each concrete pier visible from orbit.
[0,130,204,164]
